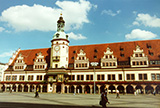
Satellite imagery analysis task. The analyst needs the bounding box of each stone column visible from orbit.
[97,85,101,94]
[114,84,118,92]
[151,85,157,92]
[122,84,127,94]
[89,85,93,94]
[34,85,37,92]
[53,83,56,93]
[105,84,109,92]
[74,85,77,94]
[27,84,30,92]
[131,84,136,91]
[61,83,65,94]
[15,84,18,92]
[0,84,2,91]
[81,85,85,94]
[4,84,7,92]
[40,85,43,93]
[67,85,69,93]
[10,84,13,91]
[21,84,24,92]
[141,85,146,94]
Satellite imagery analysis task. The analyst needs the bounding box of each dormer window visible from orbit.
[74,49,89,69]
[13,53,26,70]
[130,45,149,67]
[56,33,60,38]
[94,49,98,53]
[34,52,47,70]
[101,46,117,68]
[120,47,124,51]
[147,43,152,49]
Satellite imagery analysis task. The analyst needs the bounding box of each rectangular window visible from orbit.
[102,75,104,80]
[12,75,17,81]
[6,76,11,81]
[157,74,160,80]
[86,75,89,80]
[81,75,84,80]
[131,74,135,80]
[37,75,42,80]
[112,74,115,80]
[118,74,122,80]
[151,74,155,80]
[144,74,147,80]
[90,75,93,80]
[77,75,80,80]
[19,75,25,80]
[108,75,111,80]
[139,74,147,80]
[127,74,130,80]
[108,74,115,80]
[139,74,143,80]
[97,75,100,80]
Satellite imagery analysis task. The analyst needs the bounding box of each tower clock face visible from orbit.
[54,45,60,51]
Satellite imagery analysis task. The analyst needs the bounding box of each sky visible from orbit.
[0,0,160,63]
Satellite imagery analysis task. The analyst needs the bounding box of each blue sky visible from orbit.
[0,0,160,63]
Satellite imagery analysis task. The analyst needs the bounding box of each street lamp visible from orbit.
[91,62,99,94]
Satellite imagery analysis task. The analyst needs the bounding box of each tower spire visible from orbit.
[57,13,65,32]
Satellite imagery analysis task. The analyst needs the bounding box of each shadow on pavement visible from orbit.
[0,102,138,108]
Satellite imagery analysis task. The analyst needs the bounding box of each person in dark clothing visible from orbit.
[100,91,110,108]
[35,89,39,98]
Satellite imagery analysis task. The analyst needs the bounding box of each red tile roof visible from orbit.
[10,48,50,66]
[69,39,160,64]
[9,39,160,67]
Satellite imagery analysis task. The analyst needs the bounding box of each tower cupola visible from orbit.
[52,14,68,41]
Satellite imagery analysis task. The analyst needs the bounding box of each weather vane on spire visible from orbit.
[60,12,62,16]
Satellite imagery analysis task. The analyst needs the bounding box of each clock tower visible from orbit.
[50,14,69,68]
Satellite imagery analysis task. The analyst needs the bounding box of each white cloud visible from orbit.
[68,32,87,40]
[0,50,15,57]
[133,13,160,27]
[0,27,5,32]
[0,0,96,32]
[125,29,157,40]
[101,9,121,16]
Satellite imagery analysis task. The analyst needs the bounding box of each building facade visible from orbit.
[0,63,8,82]
[1,15,160,94]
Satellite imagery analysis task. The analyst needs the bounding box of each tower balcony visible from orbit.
[52,56,60,62]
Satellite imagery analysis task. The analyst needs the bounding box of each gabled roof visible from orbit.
[8,39,160,68]
[69,39,160,64]
[10,48,51,66]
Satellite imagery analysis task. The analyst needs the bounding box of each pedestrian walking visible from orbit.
[35,89,39,98]
[153,90,156,96]
[99,91,110,108]
[116,90,120,98]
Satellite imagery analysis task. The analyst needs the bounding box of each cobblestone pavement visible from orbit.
[0,92,160,108]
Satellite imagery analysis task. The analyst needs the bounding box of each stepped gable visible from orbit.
[69,39,160,64]
[10,48,51,66]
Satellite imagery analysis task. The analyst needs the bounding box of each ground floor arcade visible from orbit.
[0,82,160,94]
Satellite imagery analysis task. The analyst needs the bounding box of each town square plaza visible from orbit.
[0,92,159,108]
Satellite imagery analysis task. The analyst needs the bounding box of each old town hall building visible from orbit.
[0,15,160,94]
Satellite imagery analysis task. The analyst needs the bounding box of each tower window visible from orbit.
[71,57,74,59]
[56,33,60,38]
[55,64,58,68]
